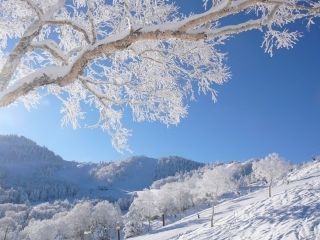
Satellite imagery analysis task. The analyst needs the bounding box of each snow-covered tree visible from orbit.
[90,201,122,240]
[201,165,238,227]
[154,185,175,226]
[0,0,319,151]
[124,206,144,239]
[0,203,30,240]
[252,153,290,197]
[170,182,194,215]
[127,190,159,232]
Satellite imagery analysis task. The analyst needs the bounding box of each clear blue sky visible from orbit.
[0,1,319,163]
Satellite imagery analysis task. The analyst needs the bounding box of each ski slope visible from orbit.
[132,161,320,240]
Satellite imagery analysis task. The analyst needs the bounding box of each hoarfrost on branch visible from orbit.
[0,0,319,150]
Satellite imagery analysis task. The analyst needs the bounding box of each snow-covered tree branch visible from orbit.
[0,0,319,150]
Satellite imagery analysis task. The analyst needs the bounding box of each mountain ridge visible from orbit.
[0,135,204,205]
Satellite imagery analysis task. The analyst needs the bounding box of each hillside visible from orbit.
[0,135,203,204]
[131,160,320,240]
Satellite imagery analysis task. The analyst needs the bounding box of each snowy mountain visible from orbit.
[0,135,65,164]
[1,145,319,240]
[0,135,203,204]
[131,159,320,240]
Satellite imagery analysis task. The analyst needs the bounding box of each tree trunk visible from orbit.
[3,227,8,240]
[268,184,271,198]
[211,204,215,227]
[162,214,165,226]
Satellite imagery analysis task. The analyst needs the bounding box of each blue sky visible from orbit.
[0,1,319,163]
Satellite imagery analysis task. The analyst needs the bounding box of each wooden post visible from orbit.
[162,214,165,226]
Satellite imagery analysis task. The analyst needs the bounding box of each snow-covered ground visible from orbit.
[132,161,320,240]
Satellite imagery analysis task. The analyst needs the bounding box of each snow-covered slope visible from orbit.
[0,135,203,203]
[132,160,320,240]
